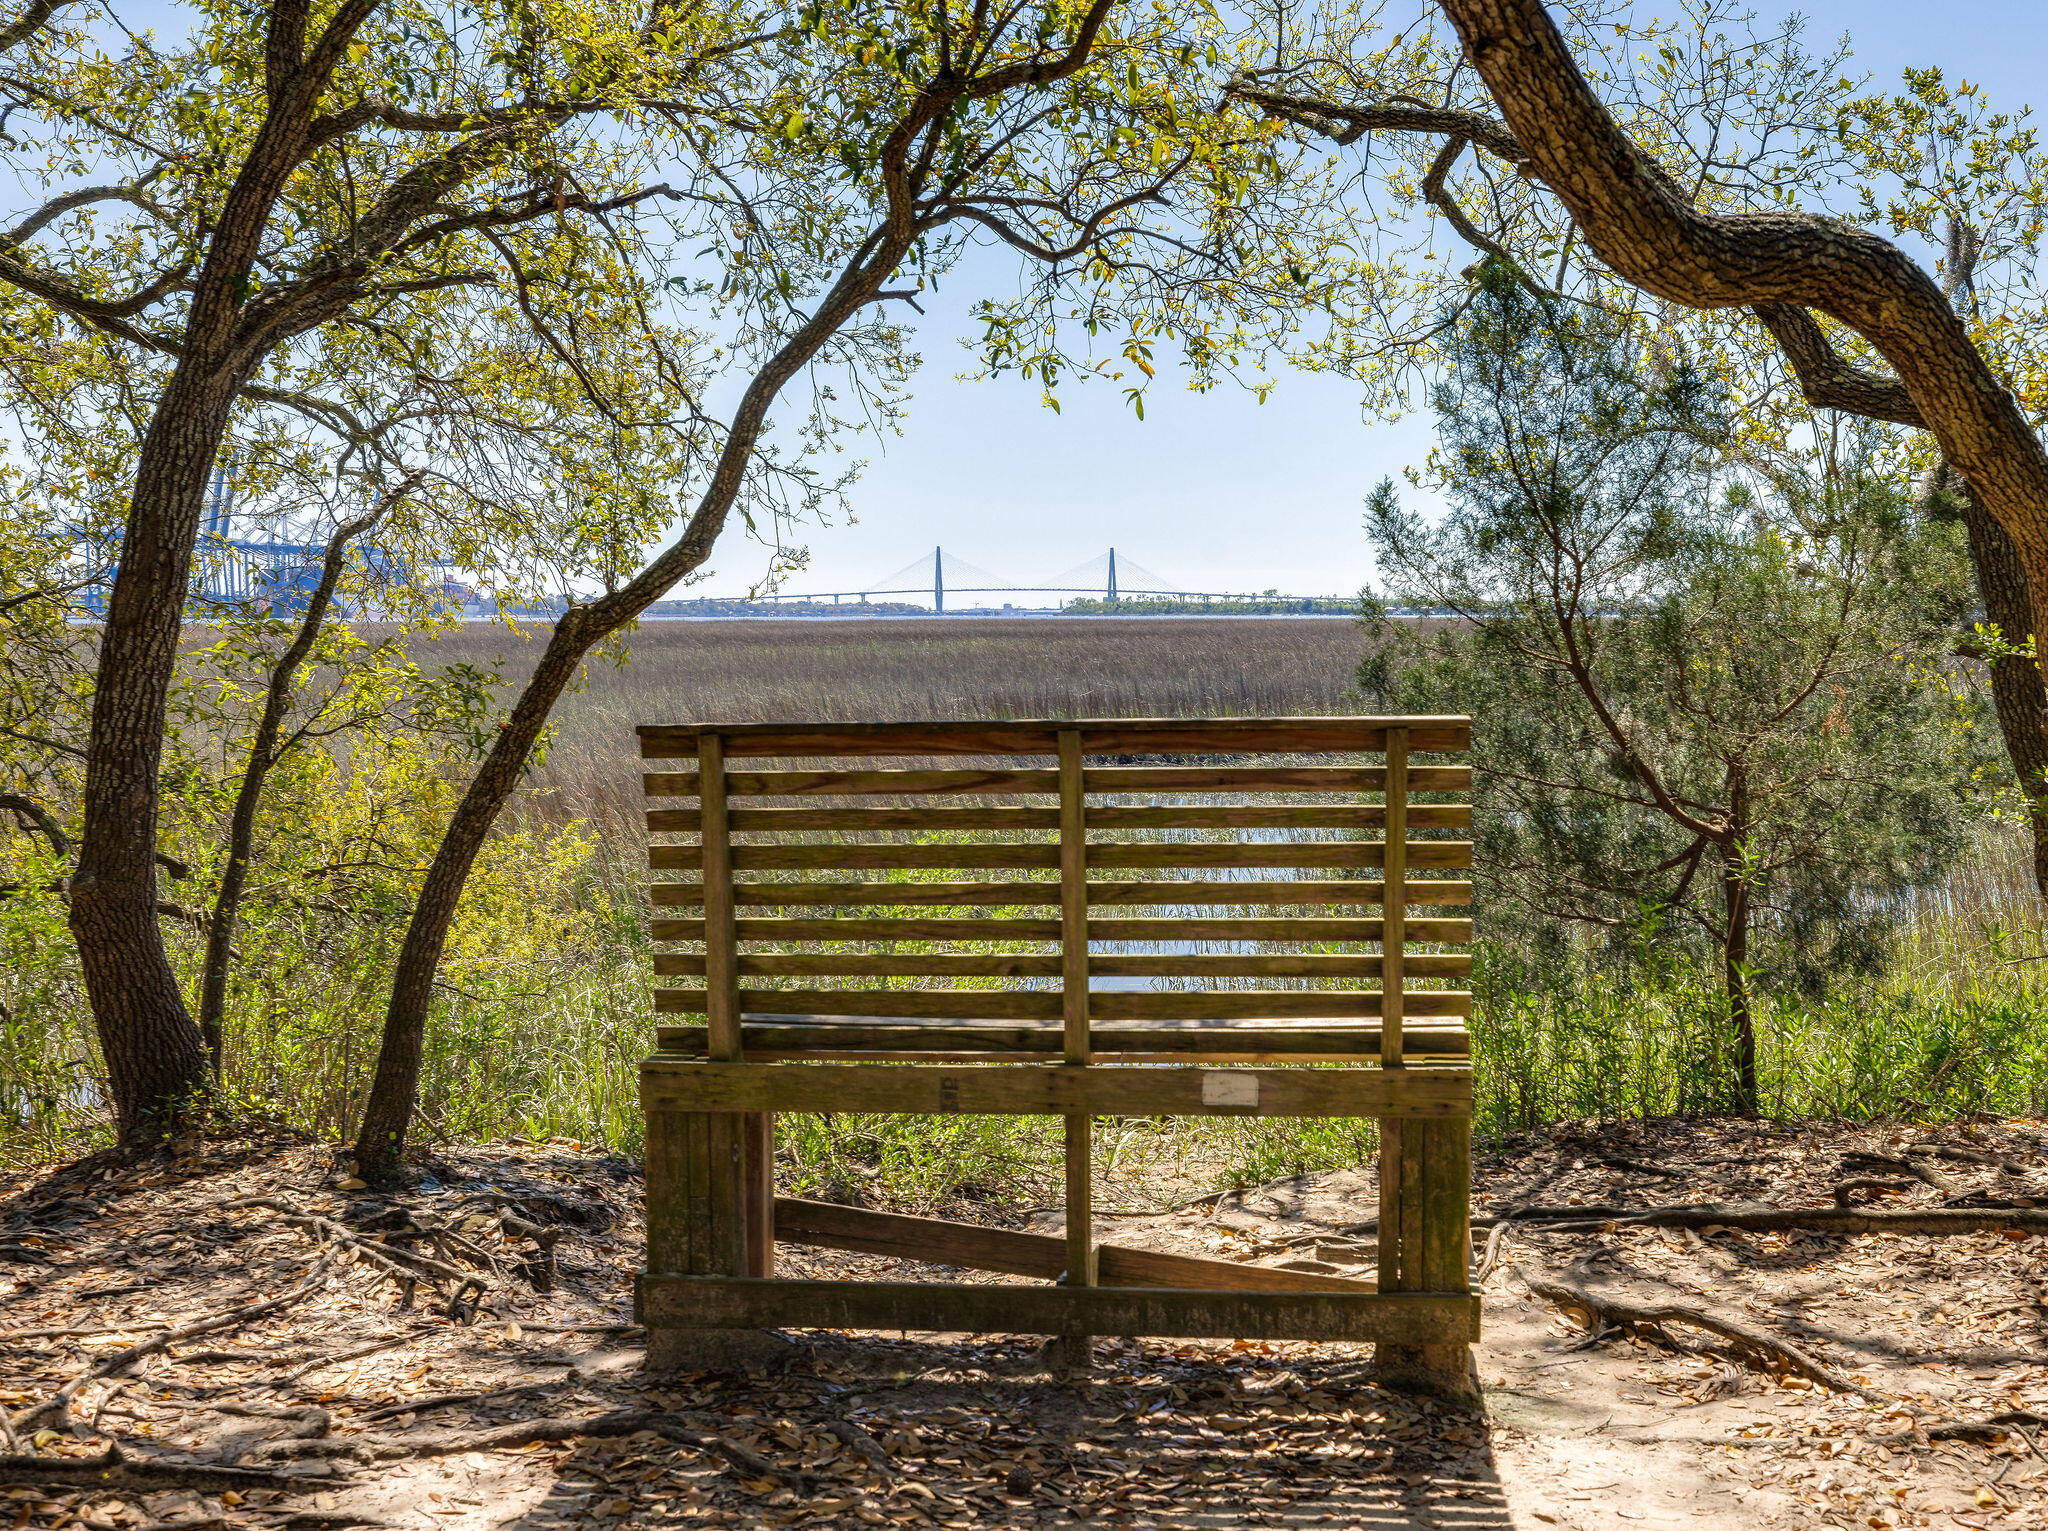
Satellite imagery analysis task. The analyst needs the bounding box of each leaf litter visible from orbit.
[1,1116,2045,1528]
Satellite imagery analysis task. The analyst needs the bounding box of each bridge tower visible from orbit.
[1107,547,1118,602]
[934,546,944,613]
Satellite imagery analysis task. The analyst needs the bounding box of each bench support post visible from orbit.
[645,733,791,1372]
[1373,1114,1477,1402]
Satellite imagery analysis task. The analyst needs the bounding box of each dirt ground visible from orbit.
[5,1118,2046,1531]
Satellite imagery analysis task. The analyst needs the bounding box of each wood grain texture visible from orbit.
[1382,727,1408,1069]
[647,916,1473,944]
[769,1200,1379,1292]
[652,988,1473,1020]
[647,953,1471,980]
[635,1276,1482,1342]
[648,806,1064,833]
[654,1022,1473,1059]
[639,1060,1474,1117]
[697,735,740,1061]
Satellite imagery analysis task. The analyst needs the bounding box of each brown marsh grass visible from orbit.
[399,616,1377,838]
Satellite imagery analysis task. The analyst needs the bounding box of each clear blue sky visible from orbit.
[692,0,2048,601]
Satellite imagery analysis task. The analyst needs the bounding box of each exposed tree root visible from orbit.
[1498,1201,2048,1236]
[8,1249,342,1432]
[0,1441,319,1494]
[337,1409,813,1491]
[1519,1271,1891,1402]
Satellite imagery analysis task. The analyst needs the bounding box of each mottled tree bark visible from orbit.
[71,368,248,1141]
[1951,478,2048,893]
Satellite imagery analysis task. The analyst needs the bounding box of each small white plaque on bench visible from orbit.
[1200,1071,1260,1108]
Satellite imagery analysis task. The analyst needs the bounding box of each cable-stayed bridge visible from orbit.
[753,547,1349,611]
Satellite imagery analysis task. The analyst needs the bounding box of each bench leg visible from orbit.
[1373,1116,1479,1404]
[743,1110,775,1278]
[645,1107,795,1373]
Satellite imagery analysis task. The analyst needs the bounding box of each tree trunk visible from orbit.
[1720,772,1757,1117]
[1953,488,2048,897]
[68,368,242,1143]
[352,241,917,1183]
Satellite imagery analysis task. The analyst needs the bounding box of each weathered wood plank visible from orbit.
[1084,767,1472,794]
[652,988,1473,1020]
[638,1061,1474,1117]
[651,804,1476,834]
[655,1022,1473,1059]
[647,769,1060,798]
[1059,729,1090,1067]
[1382,727,1407,1069]
[1088,805,1471,830]
[650,881,1063,907]
[635,1276,1482,1343]
[645,766,1475,798]
[770,1199,1378,1292]
[1084,880,1473,906]
[1087,917,1473,944]
[650,841,1475,873]
[649,953,1471,980]
[637,717,1473,758]
[651,918,1066,943]
[648,806,1065,834]
[652,842,1061,872]
[698,735,740,1061]
[647,915,1472,945]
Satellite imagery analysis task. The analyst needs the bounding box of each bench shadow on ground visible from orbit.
[495,1335,1513,1529]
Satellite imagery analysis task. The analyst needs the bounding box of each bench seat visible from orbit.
[654,1016,1470,1061]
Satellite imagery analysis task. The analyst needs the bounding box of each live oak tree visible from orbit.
[1225,0,2048,891]
[347,0,1339,1179]
[1358,271,1980,1113]
[0,0,753,1141]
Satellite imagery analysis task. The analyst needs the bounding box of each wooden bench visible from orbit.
[634,716,1477,1391]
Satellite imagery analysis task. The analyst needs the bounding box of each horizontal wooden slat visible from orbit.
[648,806,1064,834]
[650,953,1468,980]
[769,1199,1378,1292]
[651,880,1471,909]
[646,767,1473,798]
[657,988,1063,1019]
[650,881,1062,908]
[649,841,1474,873]
[653,989,1471,1021]
[1091,953,1470,978]
[1089,805,1471,830]
[1083,766,1471,793]
[650,918,1065,943]
[656,953,1064,979]
[657,1022,1472,1059]
[638,1060,1475,1117]
[1090,991,1471,1021]
[1085,880,1473,906]
[636,1276,1481,1343]
[1086,842,1472,870]
[648,916,1473,944]
[653,842,1059,872]
[637,717,1473,759]
[647,770,1061,798]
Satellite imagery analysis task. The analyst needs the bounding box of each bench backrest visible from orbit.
[642,716,1472,1066]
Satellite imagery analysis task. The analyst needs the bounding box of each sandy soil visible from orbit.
[4,1119,2044,1531]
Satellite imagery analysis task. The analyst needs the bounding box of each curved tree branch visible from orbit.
[1431,0,2048,646]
